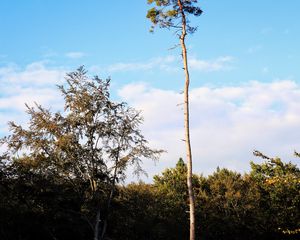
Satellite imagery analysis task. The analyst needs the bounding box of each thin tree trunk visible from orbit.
[99,157,119,240]
[94,207,101,240]
[178,1,196,239]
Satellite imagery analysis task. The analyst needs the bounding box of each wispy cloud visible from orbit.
[107,62,153,72]
[43,51,58,58]
[262,66,269,74]
[95,55,178,73]
[91,55,234,74]
[189,56,234,72]
[65,51,86,59]
[0,61,65,86]
[247,45,263,54]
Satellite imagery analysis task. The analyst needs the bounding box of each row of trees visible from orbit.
[1,153,299,240]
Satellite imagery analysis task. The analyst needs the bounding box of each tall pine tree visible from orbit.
[146,1,202,239]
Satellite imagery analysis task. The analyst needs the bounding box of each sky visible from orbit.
[1,0,300,181]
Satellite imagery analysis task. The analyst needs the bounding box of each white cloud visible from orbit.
[91,55,234,74]
[118,83,149,100]
[65,51,86,59]
[0,62,65,86]
[189,56,234,72]
[0,87,61,111]
[0,62,66,136]
[262,66,269,74]
[108,62,153,72]
[119,80,300,180]
[247,45,262,54]
[104,55,178,73]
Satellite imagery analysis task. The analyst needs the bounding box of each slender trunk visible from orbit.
[99,158,119,240]
[178,1,196,240]
[94,207,101,240]
[94,181,115,240]
[99,187,114,240]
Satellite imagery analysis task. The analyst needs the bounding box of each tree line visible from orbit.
[1,152,299,240]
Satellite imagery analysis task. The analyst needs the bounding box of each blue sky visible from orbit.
[1,0,300,88]
[1,1,300,180]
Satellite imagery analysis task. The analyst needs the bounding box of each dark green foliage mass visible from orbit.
[250,151,300,237]
[0,155,299,239]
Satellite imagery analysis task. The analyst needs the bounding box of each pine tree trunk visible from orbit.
[178,1,196,240]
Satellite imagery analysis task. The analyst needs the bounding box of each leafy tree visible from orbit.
[0,67,162,240]
[153,158,203,239]
[146,2,202,239]
[251,150,300,239]
[199,168,262,240]
[153,158,190,239]
[0,157,90,240]
[109,183,163,240]
[154,158,188,198]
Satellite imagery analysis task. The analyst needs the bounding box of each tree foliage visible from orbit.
[251,150,300,237]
